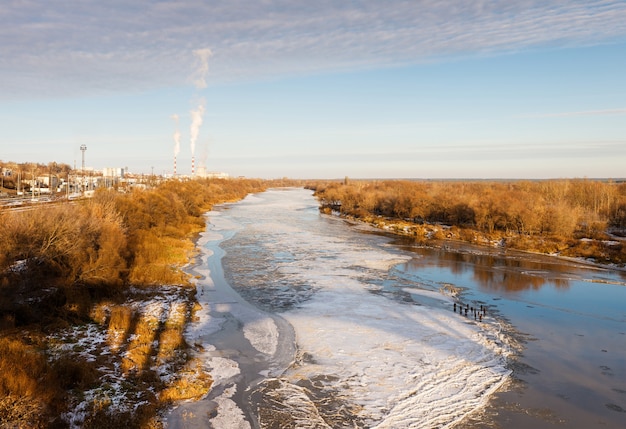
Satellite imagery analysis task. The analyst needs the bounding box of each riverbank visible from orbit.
[328,209,626,271]
[310,179,626,267]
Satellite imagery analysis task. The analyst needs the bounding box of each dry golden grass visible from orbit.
[0,336,52,399]
[128,258,191,287]
[90,301,110,326]
[107,305,134,353]
[122,307,161,375]
[0,394,48,429]
[0,335,60,428]
[159,358,212,403]
[191,301,203,323]
[109,304,134,330]
[156,302,187,365]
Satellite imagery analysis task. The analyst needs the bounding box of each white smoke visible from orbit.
[192,48,212,89]
[199,136,211,169]
[171,113,181,156]
[189,101,205,156]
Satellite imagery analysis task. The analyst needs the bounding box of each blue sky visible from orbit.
[1,1,625,179]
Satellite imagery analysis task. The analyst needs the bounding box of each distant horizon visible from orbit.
[2,158,625,183]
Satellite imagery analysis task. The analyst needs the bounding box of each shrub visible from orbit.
[0,335,62,427]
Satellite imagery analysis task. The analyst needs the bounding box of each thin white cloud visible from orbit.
[2,0,626,98]
[524,108,626,118]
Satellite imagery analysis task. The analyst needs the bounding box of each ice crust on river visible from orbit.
[182,189,511,428]
[283,289,509,427]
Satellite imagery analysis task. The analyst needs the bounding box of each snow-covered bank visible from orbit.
[47,285,201,429]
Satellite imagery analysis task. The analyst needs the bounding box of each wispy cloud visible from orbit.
[523,108,626,118]
[2,0,626,98]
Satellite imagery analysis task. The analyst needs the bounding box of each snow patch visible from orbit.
[210,385,251,429]
[243,317,278,356]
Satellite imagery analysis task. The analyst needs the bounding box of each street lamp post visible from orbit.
[80,144,87,193]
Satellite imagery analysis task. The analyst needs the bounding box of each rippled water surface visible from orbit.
[170,188,626,428]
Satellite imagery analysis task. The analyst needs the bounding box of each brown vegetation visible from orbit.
[0,336,59,428]
[311,179,626,265]
[0,177,267,428]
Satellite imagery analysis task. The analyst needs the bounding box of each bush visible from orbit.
[0,335,62,426]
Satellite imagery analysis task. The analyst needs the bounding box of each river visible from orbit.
[168,187,625,428]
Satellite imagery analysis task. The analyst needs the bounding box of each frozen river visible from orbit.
[168,187,625,428]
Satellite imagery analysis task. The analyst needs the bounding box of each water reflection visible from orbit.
[396,245,574,293]
[364,224,626,428]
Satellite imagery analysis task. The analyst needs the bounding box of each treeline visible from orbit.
[0,161,72,192]
[0,177,266,427]
[0,160,72,176]
[311,179,626,263]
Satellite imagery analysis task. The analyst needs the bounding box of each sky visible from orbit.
[1,0,625,179]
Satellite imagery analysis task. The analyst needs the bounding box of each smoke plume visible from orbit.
[189,102,205,156]
[171,114,181,156]
[192,48,212,89]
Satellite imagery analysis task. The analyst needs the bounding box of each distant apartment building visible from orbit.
[102,167,125,178]
[38,175,60,189]
[196,166,229,179]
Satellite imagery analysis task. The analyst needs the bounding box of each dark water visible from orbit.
[389,241,626,428]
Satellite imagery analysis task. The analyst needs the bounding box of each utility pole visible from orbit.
[80,144,87,172]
